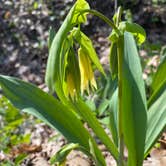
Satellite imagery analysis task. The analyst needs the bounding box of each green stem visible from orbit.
[81,7,125,165]
[117,35,124,166]
[80,9,119,33]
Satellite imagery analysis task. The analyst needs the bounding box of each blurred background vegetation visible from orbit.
[0,0,166,83]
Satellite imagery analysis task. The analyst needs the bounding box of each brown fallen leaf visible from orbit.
[10,144,42,156]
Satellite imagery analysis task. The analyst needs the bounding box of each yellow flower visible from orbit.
[64,48,80,100]
[66,72,77,99]
[78,47,97,94]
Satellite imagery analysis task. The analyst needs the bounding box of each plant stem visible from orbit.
[116,6,125,166]
[80,9,119,33]
[117,35,124,166]
[119,135,124,166]
[81,7,125,165]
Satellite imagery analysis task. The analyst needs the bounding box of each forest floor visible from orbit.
[0,0,166,165]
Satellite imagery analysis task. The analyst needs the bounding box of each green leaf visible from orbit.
[48,27,56,50]
[119,21,146,44]
[85,100,96,112]
[121,32,147,166]
[89,138,101,166]
[33,2,38,10]
[100,74,118,99]
[148,55,166,107]
[98,99,109,116]
[45,12,71,94]
[109,29,120,43]
[148,81,166,108]
[0,75,106,166]
[109,88,118,146]
[74,99,119,161]
[109,43,118,78]
[151,55,166,91]
[45,0,89,94]
[71,28,105,76]
[145,90,166,156]
[14,153,27,165]
[50,143,79,165]
[71,0,90,24]
[80,32,105,75]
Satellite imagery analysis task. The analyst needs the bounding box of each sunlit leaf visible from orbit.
[121,32,147,166]
[71,0,90,24]
[45,0,89,96]
[0,75,106,166]
[119,21,146,44]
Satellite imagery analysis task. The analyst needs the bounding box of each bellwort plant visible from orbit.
[0,0,165,165]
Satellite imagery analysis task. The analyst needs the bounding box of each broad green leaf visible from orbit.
[119,21,146,44]
[145,90,166,156]
[148,55,166,107]
[74,99,119,161]
[45,11,72,94]
[0,75,106,166]
[121,32,147,166]
[45,0,89,95]
[50,143,79,165]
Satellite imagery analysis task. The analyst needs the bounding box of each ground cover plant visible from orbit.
[0,0,165,165]
[0,96,31,165]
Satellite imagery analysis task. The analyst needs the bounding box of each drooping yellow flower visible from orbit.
[78,47,97,94]
[64,48,80,99]
[66,72,77,99]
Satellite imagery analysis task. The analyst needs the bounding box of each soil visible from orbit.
[4,123,165,166]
